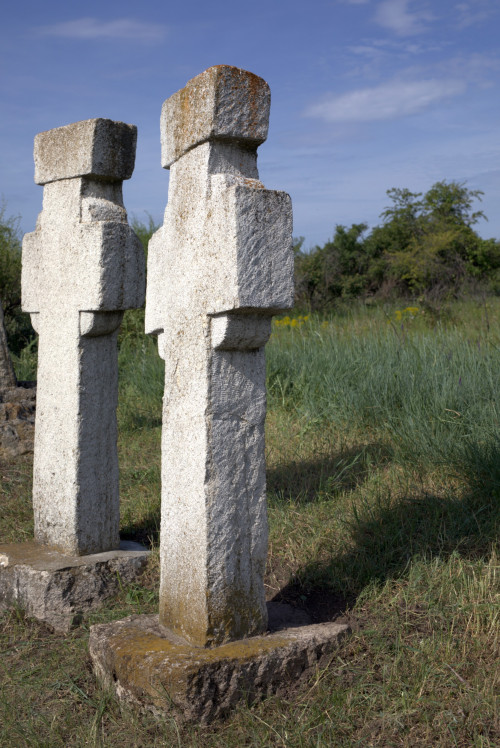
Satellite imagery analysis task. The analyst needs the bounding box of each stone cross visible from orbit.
[22,119,145,556]
[145,66,294,647]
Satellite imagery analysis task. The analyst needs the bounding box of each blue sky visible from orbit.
[2,0,500,249]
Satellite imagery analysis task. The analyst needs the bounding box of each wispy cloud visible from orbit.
[436,52,500,86]
[304,78,466,123]
[455,1,499,29]
[375,0,434,36]
[36,18,167,43]
[358,36,446,53]
[348,38,441,60]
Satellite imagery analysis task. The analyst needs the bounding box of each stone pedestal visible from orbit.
[89,607,350,723]
[0,541,149,632]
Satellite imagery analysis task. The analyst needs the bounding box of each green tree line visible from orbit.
[2,181,500,355]
[295,181,500,308]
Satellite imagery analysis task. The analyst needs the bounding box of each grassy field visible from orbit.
[1,299,499,746]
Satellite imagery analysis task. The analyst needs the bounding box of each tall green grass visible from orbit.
[118,333,163,431]
[268,303,500,490]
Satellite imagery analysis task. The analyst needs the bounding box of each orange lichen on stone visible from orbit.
[160,65,270,168]
[89,613,350,723]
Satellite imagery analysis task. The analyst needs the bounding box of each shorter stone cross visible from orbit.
[146,66,294,647]
[22,119,145,556]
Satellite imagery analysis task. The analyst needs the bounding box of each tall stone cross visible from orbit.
[146,66,294,647]
[22,119,145,556]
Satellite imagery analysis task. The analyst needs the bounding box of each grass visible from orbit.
[0,298,499,746]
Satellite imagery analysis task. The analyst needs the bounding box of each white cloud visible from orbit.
[304,78,466,123]
[36,18,167,43]
[375,0,433,36]
[348,38,434,58]
[455,1,499,29]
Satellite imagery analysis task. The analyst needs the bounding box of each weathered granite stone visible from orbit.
[22,118,145,557]
[160,65,271,168]
[0,541,149,632]
[145,66,294,648]
[34,118,137,185]
[89,610,350,724]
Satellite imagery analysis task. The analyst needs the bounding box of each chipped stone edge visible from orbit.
[89,613,351,724]
[0,541,150,632]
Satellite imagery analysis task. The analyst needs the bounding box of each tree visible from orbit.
[381,181,499,295]
[0,298,16,388]
[422,181,485,227]
[0,203,34,355]
[294,224,369,308]
[293,180,500,307]
[130,213,159,257]
[0,203,22,317]
[380,187,425,248]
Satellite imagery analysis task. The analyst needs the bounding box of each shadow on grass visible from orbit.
[267,441,391,504]
[118,411,162,431]
[270,439,500,620]
[121,435,499,624]
[120,507,160,548]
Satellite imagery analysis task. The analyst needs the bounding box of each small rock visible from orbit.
[0,384,36,459]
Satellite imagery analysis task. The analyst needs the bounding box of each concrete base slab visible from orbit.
[0,540,150,632]
[89,605,350,723]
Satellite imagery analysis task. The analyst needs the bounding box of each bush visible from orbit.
[0,203,35,355]
[295,181,500,309]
